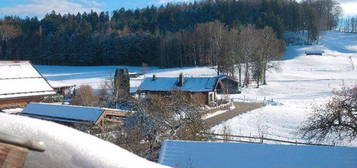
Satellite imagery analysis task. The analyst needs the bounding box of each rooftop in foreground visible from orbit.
[159,140,357,168]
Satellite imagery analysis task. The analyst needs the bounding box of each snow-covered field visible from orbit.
[213,31,357,146]
[36,31,357,146]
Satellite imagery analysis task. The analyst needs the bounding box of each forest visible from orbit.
[338,16,357,33]
[0,0,340,67]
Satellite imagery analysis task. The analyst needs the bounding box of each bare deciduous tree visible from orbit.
[71,85,99,106]
[117,90,209,160]
[237,25,260,87]
[301,85,357,143]
[0,20,21,59]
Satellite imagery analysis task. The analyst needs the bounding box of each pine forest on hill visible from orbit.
[0,0,340,67]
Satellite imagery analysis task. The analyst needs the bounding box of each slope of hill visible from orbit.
[212,31,357,146]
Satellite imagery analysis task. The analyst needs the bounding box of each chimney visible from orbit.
[152,74,157,81]
[178,73,184,86]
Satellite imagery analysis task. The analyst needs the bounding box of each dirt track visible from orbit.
[205,102,264,127]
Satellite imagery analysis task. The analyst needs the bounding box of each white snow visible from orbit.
[0,78,54,98]
[48,80,75,88]
[0,113,169,168]
[35,65,154,90]
[0,61,42,79]
[203,104,236,119]
[212,31,357,146]
[0,61,56,99]
[1,108,23,114]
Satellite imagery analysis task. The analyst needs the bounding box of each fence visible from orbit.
[202,102,233,115]
[230,95,281,106]
[201,132,333,146]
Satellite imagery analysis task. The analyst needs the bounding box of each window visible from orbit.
[209,92,214,102]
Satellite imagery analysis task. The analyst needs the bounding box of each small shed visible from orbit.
[21,103,128,128]
[159,140,357,168]
[48,81,75,99]
[0,61,56,108]
[137,74,239,106]
[305,49,324,56]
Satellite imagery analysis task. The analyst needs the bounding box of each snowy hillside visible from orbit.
[36,31,357,145]
[213,31,357,146]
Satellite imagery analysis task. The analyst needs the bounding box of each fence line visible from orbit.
[201,132,333,146]
[230,95,281,105]
[202,102,233,115]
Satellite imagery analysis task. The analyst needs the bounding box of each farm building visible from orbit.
[159,140,357,168]
[0,61,56,108]
[305,49,324,55]
[48,81,75,99]
[21,103,128,128]
[137,74,239,106]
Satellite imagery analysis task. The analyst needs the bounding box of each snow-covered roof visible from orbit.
[0,61,55,99]
[305,49,325,54]
[48,80,75,89]
[22,103,105,124]
[159,140,357,168]
[0,113,168,168]
[138,75,228,92]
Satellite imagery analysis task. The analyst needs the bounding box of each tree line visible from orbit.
[0,0,340,67]
[337,16,357,33]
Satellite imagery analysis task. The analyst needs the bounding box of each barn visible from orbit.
[21,103,128,128]
[0,61,56,108]
[137,74,239,106]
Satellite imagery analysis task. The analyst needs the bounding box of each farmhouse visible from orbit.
[137,74,239,106]
[159,140,357,168]
[0,61,56,108]
[21,103,128,128]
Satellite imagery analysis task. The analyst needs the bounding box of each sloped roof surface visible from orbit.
[48,80,75,89]
[0,61,55,99]
[159,140,357,168]
[138,75,227,92]
[22,103,105,123]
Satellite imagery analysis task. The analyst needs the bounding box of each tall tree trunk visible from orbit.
[244,62,249,87]
[238,65,242,87]
[263,58,268,85]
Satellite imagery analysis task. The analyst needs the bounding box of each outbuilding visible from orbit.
[21,103,128,128]
[305,49,324,56]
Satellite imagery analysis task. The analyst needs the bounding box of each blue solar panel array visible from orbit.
[22,103,105,123]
